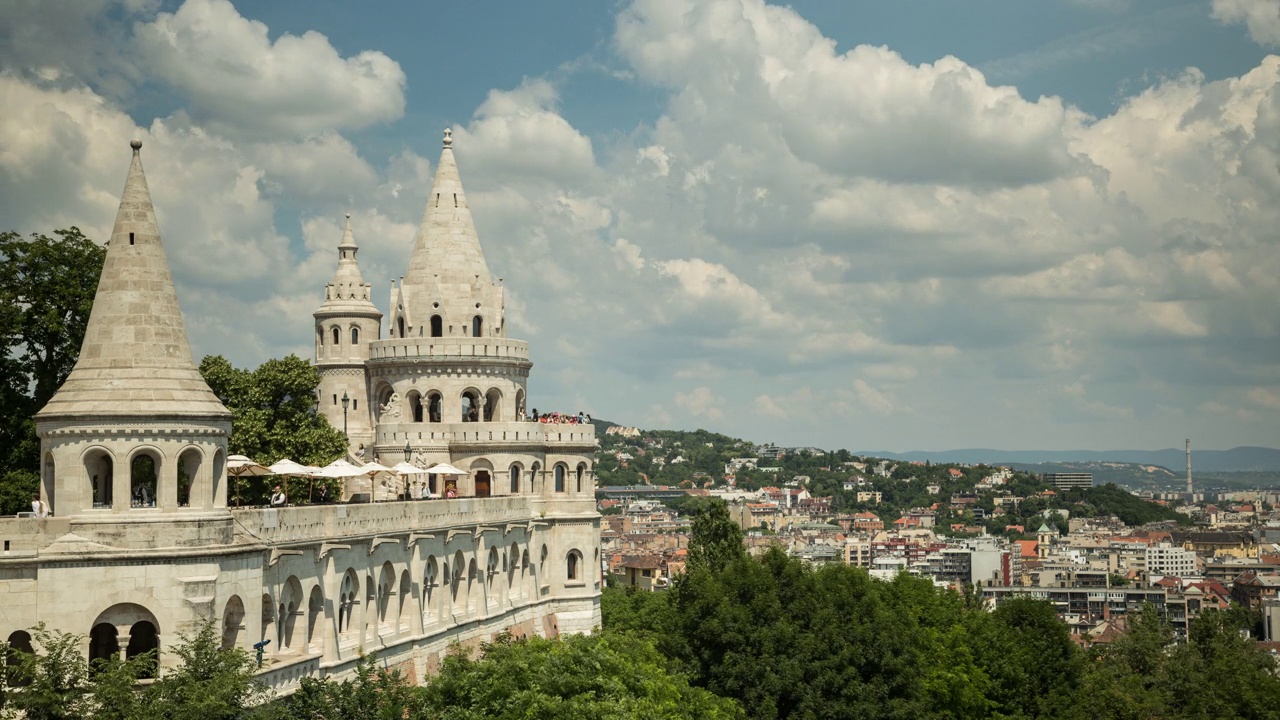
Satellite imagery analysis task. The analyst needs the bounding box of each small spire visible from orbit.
[339,212,356,249]
[442,128,452,148]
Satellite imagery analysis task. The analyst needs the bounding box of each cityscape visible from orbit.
[2,1,1279,718]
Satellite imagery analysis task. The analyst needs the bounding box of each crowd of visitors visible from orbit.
[526,409,592,424]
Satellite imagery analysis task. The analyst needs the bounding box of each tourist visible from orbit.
[531,408,539,421]
[271,485,287,507]
[316,483,329,504]
[31,494,43,518]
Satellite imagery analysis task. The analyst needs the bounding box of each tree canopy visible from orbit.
[0,228,105,514]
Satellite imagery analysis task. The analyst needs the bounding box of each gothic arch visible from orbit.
[508,462,523,494]
[423,556,439,622]
[576,462,588,494]
[280,575,303,651]
[306,585,324,654]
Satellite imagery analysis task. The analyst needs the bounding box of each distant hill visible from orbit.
[859,447,1280,473]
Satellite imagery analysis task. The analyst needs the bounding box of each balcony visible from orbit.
[368,337,529,363]
[376,421,596,448]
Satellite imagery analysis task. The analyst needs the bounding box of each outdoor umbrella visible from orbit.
[268,459,322,502]
[423,463,469,498]
[361,462,399,501]
[317,459,370,501]
[393,461,428,499]
[226,455,271,506]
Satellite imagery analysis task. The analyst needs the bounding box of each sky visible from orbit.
[2,0,1278,452]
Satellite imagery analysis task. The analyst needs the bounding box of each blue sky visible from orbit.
[2,0,1278,451]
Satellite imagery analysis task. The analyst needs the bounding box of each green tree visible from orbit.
[199,354,347,484]
[139,621,272,720]
[685,499,744,574]
[0,228,105,513]
[419,633,741,719]
[282,654,420,720]
[6,623,93,720]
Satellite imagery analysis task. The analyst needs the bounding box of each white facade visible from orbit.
[1146,544,1197,578]
[4,135,600,693]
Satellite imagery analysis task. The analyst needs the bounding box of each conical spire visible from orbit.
[36,140,230,420]
[317,213,379,311]
[399,129,502,334]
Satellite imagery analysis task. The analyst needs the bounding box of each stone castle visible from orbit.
[1,133,600,693]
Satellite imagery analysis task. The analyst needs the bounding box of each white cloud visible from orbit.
[135,0,406,139]
[453,79,597,185]
[1212,0,1280,45]
[615,0,1086,187]
[675,386,725,421]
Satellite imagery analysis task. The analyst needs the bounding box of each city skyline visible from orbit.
[2,0,1277,451]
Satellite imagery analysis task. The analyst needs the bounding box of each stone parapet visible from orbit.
[375,421,596,448]
[230,496,540,545]
[368,337,529,363]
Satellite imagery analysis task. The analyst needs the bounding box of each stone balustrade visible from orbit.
[367,337,529,362]
[375,421,596,448]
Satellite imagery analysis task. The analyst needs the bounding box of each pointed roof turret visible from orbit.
[316,213,381,315]
[398,129,503,336]
[36,140,230,420]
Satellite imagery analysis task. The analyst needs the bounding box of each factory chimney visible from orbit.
[1186,439,1193,499]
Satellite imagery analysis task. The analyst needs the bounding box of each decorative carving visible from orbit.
[381,391,402,419]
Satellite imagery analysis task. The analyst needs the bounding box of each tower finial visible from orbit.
[442,128,452,148]
[130,139,142,152]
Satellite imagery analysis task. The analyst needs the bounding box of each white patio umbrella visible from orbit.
[226,455,270,506]
[361,462,401,501]
[269,459,323,502]
[392,461,429,499]
[423,463,469,476]
[424,463,469,498]
[317,459,370,501]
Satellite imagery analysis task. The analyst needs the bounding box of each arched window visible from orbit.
[424,556,438,618]
[462,390,480,422]
[89,624,119,671]
[531,462,541,493]
[221,598,245,651]
[408,391,423,423]
[427,392,442,423]
[576,464,585,493]
[332,326,340,345]
[472,315,483,337]
[483,388,501,422]
[131,453,157,508]
[127,621,158,679]
[351,326,360,345]
[554,465,566,493]
[430,315,443,337]
[317,328,324,347]
[6,630,33,687]
[177,448,203,508]
[86,449,114,509]
[509,464,521,494]
[307,587,324,653]
[567,550,582,581]
[397,316,406,338]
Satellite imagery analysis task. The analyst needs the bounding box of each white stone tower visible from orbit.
[34,139,234,546]
[371,128,532,473]
[314,214,382,454]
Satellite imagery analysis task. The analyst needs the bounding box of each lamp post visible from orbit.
[340,391,349,440]
[403,441,412,500]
